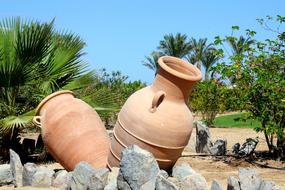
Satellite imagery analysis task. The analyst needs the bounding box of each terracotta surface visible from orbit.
[108,56,202,170]
[33,90,110,171]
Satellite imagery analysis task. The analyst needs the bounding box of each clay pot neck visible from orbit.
[152,56,202,102]
[36,90,75,115]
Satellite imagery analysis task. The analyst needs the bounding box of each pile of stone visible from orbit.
[232,138,259,157]
[195,121,227,156]
[0,146,281,190]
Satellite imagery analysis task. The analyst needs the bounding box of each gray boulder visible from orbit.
[167,177,182,189]
[238,138,259,156]
[232,143,240,155]
[179,173,208,190]
[172,162,195,181]
[31,167,55,188]
[104,179,118,190]
[211,179,223,190]
[260,180,277,190]
[9,149,23,187]
[107,167,119,183]
[117,172,131,190]
[70,161,109,190]
[195,121,212,153]
[238,168,262,190]
[104,167,119,190]
[117,145,160,190]
[159,170,169,179]
[155,175,178,190]
[22,162,37,186]
[172,162,207,190]
[53,170,72,189]
[227,176,240,190]
[210,139,227,156]
[65,171,73,189]
[0,164,12,185]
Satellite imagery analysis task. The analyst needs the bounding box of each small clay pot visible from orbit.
[33,90,110,171]
[108,56,202,170]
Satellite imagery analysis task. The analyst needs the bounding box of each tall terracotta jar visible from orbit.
[108,56,202,170]
[33,90,110,171]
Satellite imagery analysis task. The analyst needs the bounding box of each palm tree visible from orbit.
[158,33,192,58]
[201,50,220,80]
[187,38,214,70]
[0,18,102,160]
[226,36,255,80]
[0,18,124,161]
[227,36,255,55]
[0,17,87,134]
[142,51,163,75]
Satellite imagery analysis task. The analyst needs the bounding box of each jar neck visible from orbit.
[36,91,75,115]
[152,69,196,103]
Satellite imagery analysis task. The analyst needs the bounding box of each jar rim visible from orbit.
[35,90,75,115]
[158,56,202,81]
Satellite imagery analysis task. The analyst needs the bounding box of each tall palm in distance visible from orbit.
[201,49,220,81]
[142,33,192,75]
[226,35,255,80]
[187,38,214,70]
[227,35,255,55]
[158,33,192,58]
[142,51,163,76]
[142,34,220,80]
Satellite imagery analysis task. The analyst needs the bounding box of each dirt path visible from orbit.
[181,127,285,189]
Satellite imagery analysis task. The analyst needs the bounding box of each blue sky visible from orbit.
[1,1,284,84]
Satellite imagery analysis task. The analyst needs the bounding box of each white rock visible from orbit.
[70,161,109,190]
[31,167,55,188]
[227,176,240,190]
[117,145,160,190]
[238,168,262,190]
[172,162,195,181]
[9,149,23,187]
[211,179,223,190]
[155,175,178,190]
[23,162,37,186]
[53,170,69,189]
[0,164,12,185]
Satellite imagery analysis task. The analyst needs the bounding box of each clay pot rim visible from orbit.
[35,90,75,115]
[158,56,202,81]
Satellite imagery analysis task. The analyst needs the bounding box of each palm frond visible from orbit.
[0,110,35,136]
[201,49,220,80]
[81,87,121,120]
[0,17,54,107]
[142,51,162,75]
[188,37,214,70]
[159,33,192,58]
[63,70,100,91]
[37,31,87,93]
[227,35,255,55]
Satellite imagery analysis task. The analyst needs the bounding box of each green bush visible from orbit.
[189,80,224,126]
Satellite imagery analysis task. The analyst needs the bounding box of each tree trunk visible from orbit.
[263,125,273,153]
[197,61,201,70]
[277,137,285,160]
[205,72,209,81]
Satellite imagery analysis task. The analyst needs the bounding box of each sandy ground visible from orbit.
[1,127,284,189]
[181,127,285,189]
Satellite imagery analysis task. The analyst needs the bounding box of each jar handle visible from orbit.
[33,116,42,128]
[150,91,166,113]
